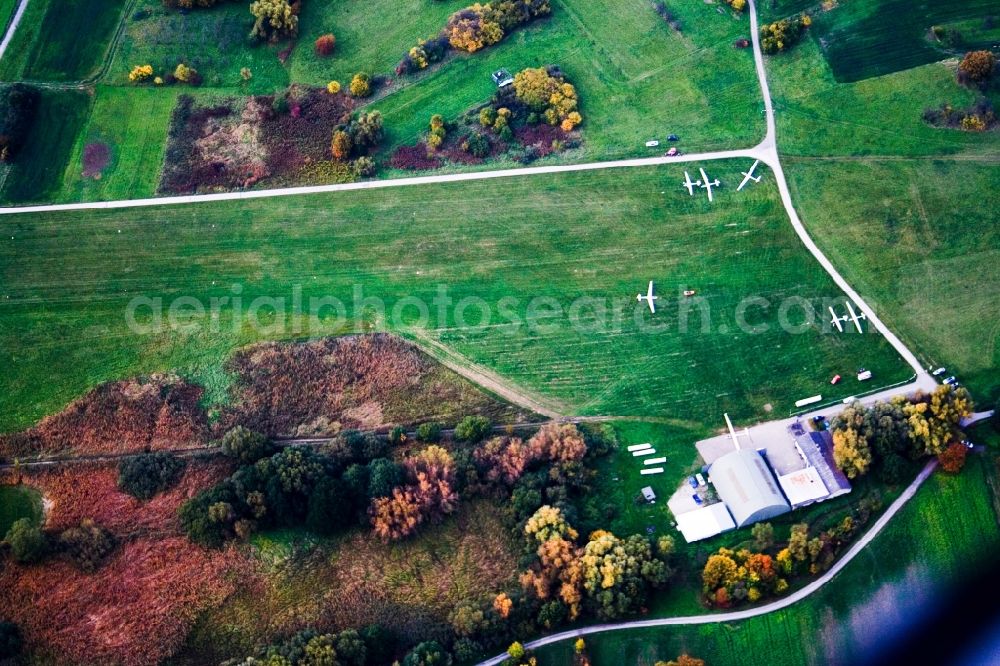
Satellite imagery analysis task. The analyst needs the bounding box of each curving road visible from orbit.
[476,0,940,662]
[477,459,938,665]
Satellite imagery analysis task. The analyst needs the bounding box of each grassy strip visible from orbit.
[59,86,179,202]
[0,88,91,203]
[0,0,130,81]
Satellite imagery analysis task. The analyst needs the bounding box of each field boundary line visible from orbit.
[406,330,568,419]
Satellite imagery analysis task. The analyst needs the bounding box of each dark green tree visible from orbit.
[220,426,272,464]
[118,451,186,500]
[5,518,47,564]
[455,416,492,443]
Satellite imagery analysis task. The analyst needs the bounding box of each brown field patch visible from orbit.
[0,536,254,666]
[216,333,528,437]
[0,375,209,459]
[2,458,232,537]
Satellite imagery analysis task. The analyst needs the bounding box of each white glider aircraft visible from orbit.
[737,160,762,191]
[637,281,658,314]
[699,168,720,202]
[682,171,701,196]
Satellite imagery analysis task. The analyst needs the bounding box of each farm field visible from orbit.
[783,158,1000,404]
[761,0,1000,81]
[0,88,92,204]
[535,453,1000,665]
[0,164,912,434]
[0,0,130,82]
[767,38,1000,158]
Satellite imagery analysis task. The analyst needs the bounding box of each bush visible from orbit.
[0,83,39,163]
[416,421,443,442]
[128,64,154,83]
[388,425,407,445]
[403,640,453,666]
[174,63,201,85]
[250,0,299,42]
[428,113,447,150]
[118,451,187,499]
[58,519,116,572]
[455,415,492,442]
[326,80,341,94]
[331,129,353,160]
[938,441,968,473]
[462,132,490,157]
[315,33,336,56]
[760,15,809,54]
[350,72,372,97]
[352,155,376,178]
[959,50,997,84]
[0,621,22,659]
[220,426,272,464]
[5,518,47,564]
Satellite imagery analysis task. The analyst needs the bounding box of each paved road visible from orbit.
[0,0,28,61]
[0,147,765,215]
[475,1,943,662]
[477,458,939,665]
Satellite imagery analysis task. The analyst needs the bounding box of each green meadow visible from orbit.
[0,164,910,433]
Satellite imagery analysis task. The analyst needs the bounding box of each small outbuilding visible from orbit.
[641,486,657,502]
[491,69,514,87]
[708,449,790,527]
[675,502,736,542]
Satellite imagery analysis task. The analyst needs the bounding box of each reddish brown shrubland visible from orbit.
[159,88,354,194]
[0,537,252,666]
[0,375,209,459]
[216,334,521,437]
[4,460,231,536]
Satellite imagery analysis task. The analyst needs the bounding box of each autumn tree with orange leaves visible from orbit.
[370,445,458,540]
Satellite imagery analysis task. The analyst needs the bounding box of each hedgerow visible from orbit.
[396,0,551,75]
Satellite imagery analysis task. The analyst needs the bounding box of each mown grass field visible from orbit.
[0,0,130,82]
[784,158,1000,404]
[0,88,92,204]
[0,164,910,433]
[761,0,1000,81]
[536,453,1000,665]
[762,13,1000,406]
